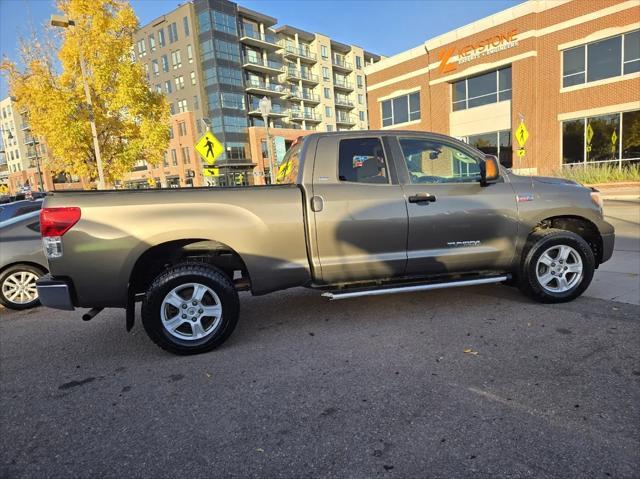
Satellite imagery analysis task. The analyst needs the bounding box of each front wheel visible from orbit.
[0,264,45,310]
[141,263,240,355]
[517,229,595,303]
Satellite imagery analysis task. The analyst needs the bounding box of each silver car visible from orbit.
[0,210,48,310]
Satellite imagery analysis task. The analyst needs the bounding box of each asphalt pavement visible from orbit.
[1,201,639,478]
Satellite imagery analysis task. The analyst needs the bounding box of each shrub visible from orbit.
[554,163,640,184]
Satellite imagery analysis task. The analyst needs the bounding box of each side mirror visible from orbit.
[480,155,500,186]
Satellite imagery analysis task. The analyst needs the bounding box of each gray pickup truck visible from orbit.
[37,131,614,355]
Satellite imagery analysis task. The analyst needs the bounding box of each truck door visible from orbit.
[309,136,408,284]
[391,135,519,275]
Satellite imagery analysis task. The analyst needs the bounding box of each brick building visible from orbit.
[365,0,640,175]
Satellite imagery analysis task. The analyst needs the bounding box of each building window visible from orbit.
[338,138,389,184]
[562,29,639,87]
[324,87,331,99]
[221,92,245,110]
[181,146,191,164]
[175,76,185,90]
[452,67,511,111]
[214,39,240,62]
[321,45,329,59]
[163,151,169,167]
[168,126,174,139]
[177,99,188,113]
[178,121,187,136]
[212,11,237,36]
[356,75,363,88]
[165,80,172,94]
[152,59,159,76]
[183,16,190,37]
[187,44,193,63]
[467,130,512,168]
[194,95,199,110]
[149,34,156,52]
[359,111,365,122]
[325,106,332,118]
[356,56,362,69]
[562,109,640,166]
[326,125,334,132]
[161,55,169,72]
[190,71,196,85]
[358,94,364,105]
[171,50,182,69]
[137,39,146,57]
[322,67,329,81]
[198,11,211,33]
[169,103,175,115]
[381,91,420,127]
[158,29,166,47]
[155,84,162,93]
[171,149,178,166]
[168,22,178,43]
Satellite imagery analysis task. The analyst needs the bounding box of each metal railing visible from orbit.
[332,58,353,70]
[240,28,277,45]
[334,98,354,108]
[242,55,283,71]
[287,68,319,82]
[336,113,355,124]
[284,45,317,61]
[333,79,354,89]
[290,109,319,121]
[245,79,288,94]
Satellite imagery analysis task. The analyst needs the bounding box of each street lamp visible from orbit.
[258,96,276,185]
[50,14,106,190]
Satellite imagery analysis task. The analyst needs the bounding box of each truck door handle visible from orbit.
[311,195,324,212]
[408,193,436,204]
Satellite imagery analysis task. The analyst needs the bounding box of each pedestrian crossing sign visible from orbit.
[195,131,224,165]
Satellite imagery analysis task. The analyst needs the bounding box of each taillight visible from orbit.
[40,207,81,237]
[40,207,81,259]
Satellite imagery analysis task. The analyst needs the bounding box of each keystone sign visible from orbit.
[438,29,519,74]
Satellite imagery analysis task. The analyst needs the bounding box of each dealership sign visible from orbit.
[438,29,519,74]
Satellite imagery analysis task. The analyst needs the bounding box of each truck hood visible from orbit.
[532,176,582,187]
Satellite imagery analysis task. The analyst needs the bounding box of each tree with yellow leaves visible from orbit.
[1,0,169,186]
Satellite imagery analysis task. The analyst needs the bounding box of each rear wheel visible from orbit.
[0,264,45,310]
[141,263,239,355]
[517,229,595,303]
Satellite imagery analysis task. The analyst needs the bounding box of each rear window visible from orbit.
[338,138,389,184]
[276,142,301,184]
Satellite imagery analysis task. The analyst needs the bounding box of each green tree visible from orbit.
[2,0,169,185]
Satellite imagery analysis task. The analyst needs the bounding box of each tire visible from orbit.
[0,264,46,310]
[141,262,240,355]
[517,228,595,303]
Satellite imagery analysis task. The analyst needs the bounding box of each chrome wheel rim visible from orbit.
[160,283,223,341]
[2,271,39,305]
[536,245,583,293]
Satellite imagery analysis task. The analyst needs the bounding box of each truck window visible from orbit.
[338,138,389,184]
[276,142,301,184]
[399,138,481,184]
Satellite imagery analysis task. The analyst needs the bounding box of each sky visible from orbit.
[0,0,521,98]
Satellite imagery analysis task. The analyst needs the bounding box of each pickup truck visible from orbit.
[36,131,615,355]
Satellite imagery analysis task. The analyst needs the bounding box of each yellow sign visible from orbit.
[195,131,224,165]
[147,178,156,187]
[276,160,292,183]
[203,166,220,177]
[517,148,526,157]
[515,122,529,148]
[586,123,594,145]
[611,130,617,146]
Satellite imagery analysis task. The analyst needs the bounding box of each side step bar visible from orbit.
[322,275,509,301]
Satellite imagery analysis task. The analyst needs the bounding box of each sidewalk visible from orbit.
[589,182,640,200]
[585,200,640,305]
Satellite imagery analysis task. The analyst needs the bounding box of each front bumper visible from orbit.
[36,275,75,311]
[601,232,615,264]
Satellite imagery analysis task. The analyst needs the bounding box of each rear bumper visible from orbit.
[36,275,75,311]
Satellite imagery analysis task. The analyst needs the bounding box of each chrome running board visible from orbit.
[322,275,508,301]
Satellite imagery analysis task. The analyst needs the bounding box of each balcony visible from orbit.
[333,79,354,92]
[334,98,355,109]
[239,28,279,50]
[335,113,356,126]
[332,58,353,72]
[242,55,283,75]
[283,45,317,63]
[287,89,321,104]
[290,110,321,122]
[286,68,319,85]
[248,103,288,117]
[245,79,288,97]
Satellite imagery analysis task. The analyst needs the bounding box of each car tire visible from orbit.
[517,228,595,303]
[0,264,46,310]
[141,262,240,355]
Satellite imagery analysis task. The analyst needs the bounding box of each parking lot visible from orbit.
[1,201,639,478]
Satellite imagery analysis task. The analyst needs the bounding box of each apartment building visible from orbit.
[134,0,381,186]
[365,0,639,175]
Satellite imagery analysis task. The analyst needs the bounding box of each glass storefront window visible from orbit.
[467,130,512,168]
[562,110,640,167]
[587,36,622,82]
